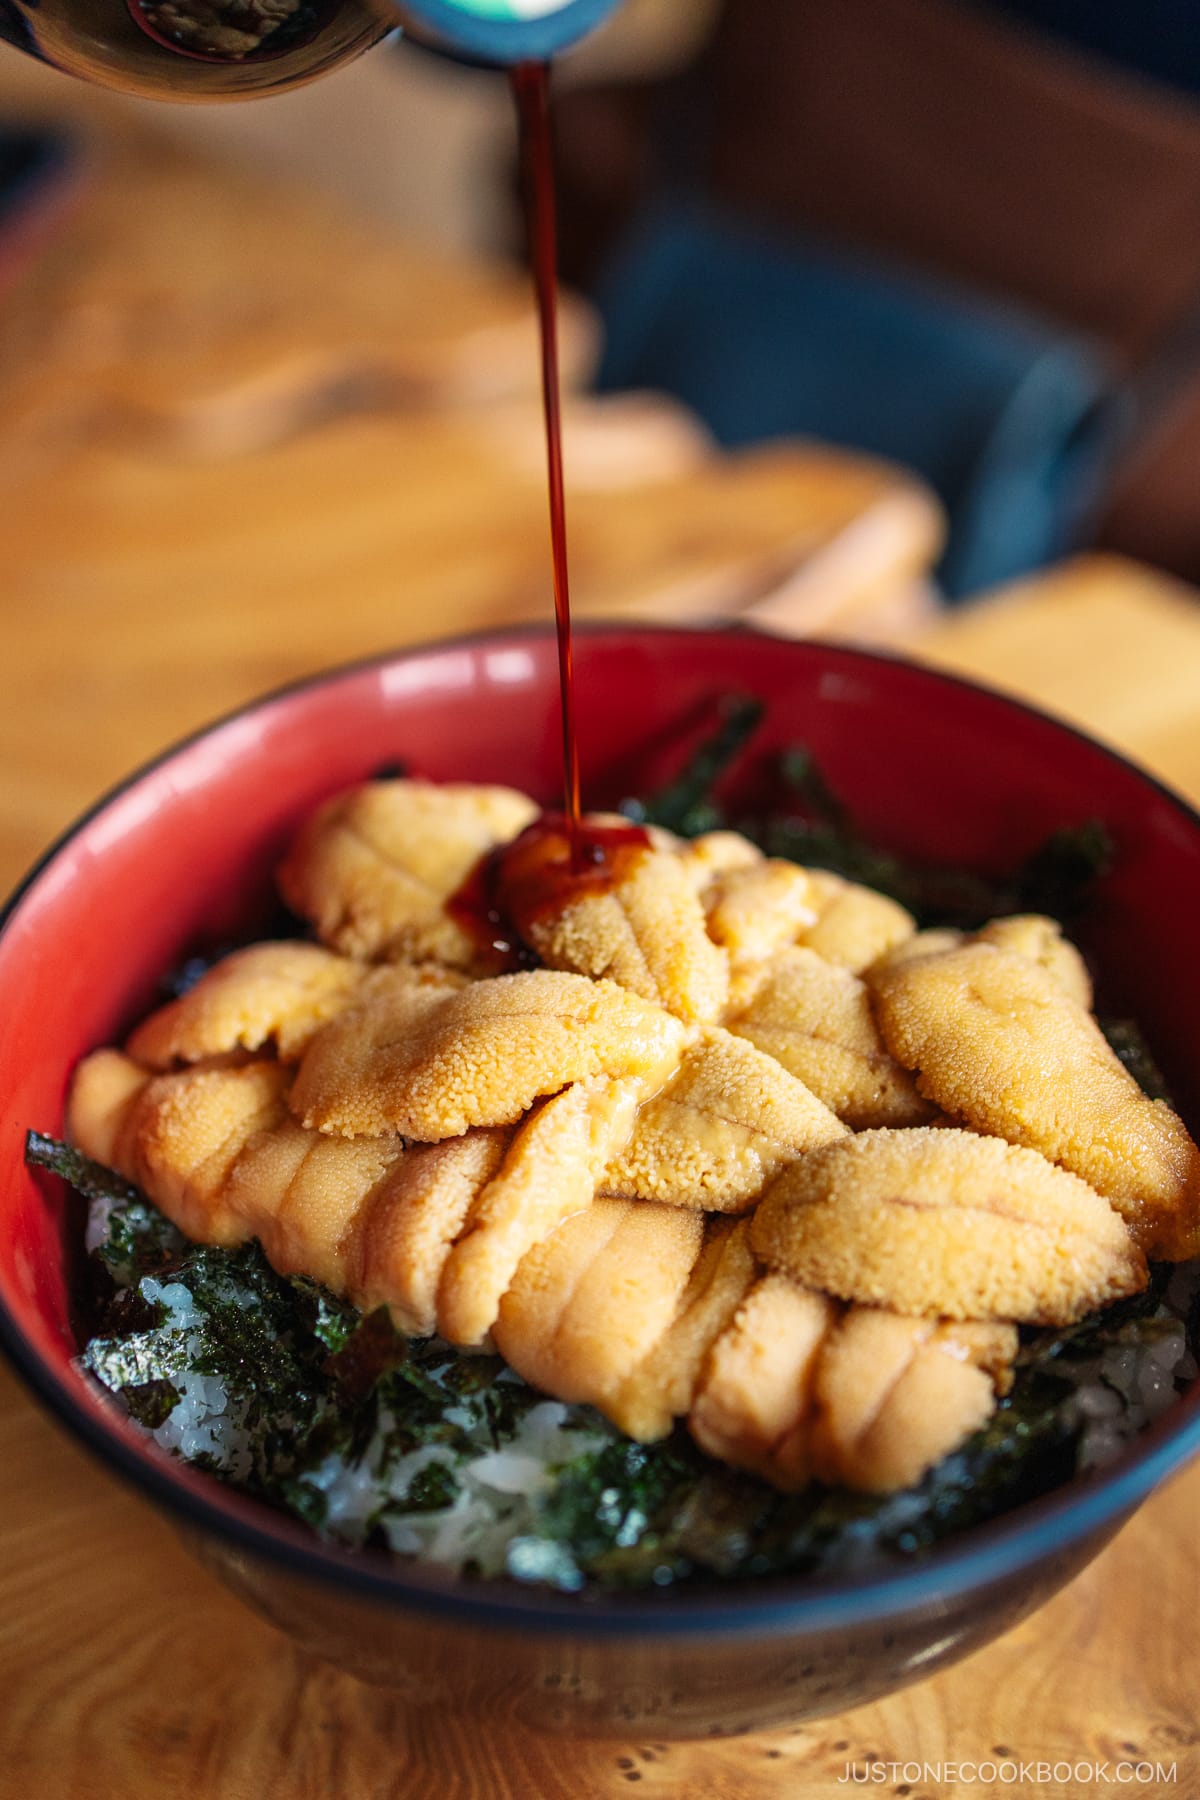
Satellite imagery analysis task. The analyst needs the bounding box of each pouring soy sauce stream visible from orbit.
[512,58,583,860]
[447,54,657,963]
[449,61,654,967]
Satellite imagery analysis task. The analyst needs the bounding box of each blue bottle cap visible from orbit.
[394,0,619,63]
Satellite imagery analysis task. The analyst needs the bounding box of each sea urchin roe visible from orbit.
[226,1110,404,1292]
[809,1309,1016,1494]
[725,945,933,1130]
[349,1129,511,1336]
[601,1026,847,1214]
[674,829,763,891]
[606,1215,759,1440]
[67,1047,158,1173]
[688,1273,836,1491]
[702,859,820,964]
[751,1127,1147,1326]
[278,778,539,972]
[435,1075,644,1347]
[866,927,965,975]
[795,876,916,973]
[54,1145,1197,1587]
[477,813,730,1022]
[871,942,1200,1259]
[138,1060,295,1247]
[970,913,1093,1009]
[289,968,686,1140]
[127,941,372,1068]
[493,1197,705,1408]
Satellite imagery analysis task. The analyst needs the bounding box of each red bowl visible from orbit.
[2,624,1199,1737]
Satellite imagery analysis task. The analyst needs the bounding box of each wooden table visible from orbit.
[2,79,1200,1799]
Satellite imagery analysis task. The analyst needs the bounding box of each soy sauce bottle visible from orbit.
[0,0,617,101]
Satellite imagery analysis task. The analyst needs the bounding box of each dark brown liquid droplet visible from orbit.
[449,813,652,965]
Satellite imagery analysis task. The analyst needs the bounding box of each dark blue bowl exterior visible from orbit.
[187,1513,1128,1736]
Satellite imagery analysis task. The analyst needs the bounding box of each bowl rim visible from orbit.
[2,618,1199,1639]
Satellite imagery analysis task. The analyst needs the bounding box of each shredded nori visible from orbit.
[629,695,1114,930]
[622,696,764,839]
[26,1130,143,1209]
[1101,1018,1173,1103]
[122,1378,184,1430]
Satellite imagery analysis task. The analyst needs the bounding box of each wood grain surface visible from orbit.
[0,68,1198,1798]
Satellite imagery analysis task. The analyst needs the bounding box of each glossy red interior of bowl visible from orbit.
[3,625,1200,1590]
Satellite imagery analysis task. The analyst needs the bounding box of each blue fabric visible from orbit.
[595,206,1118,598]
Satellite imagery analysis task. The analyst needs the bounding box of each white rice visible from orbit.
[84,1192,127,1255]
[137,1278,256,1478]
[1065,1269,1200,1472]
